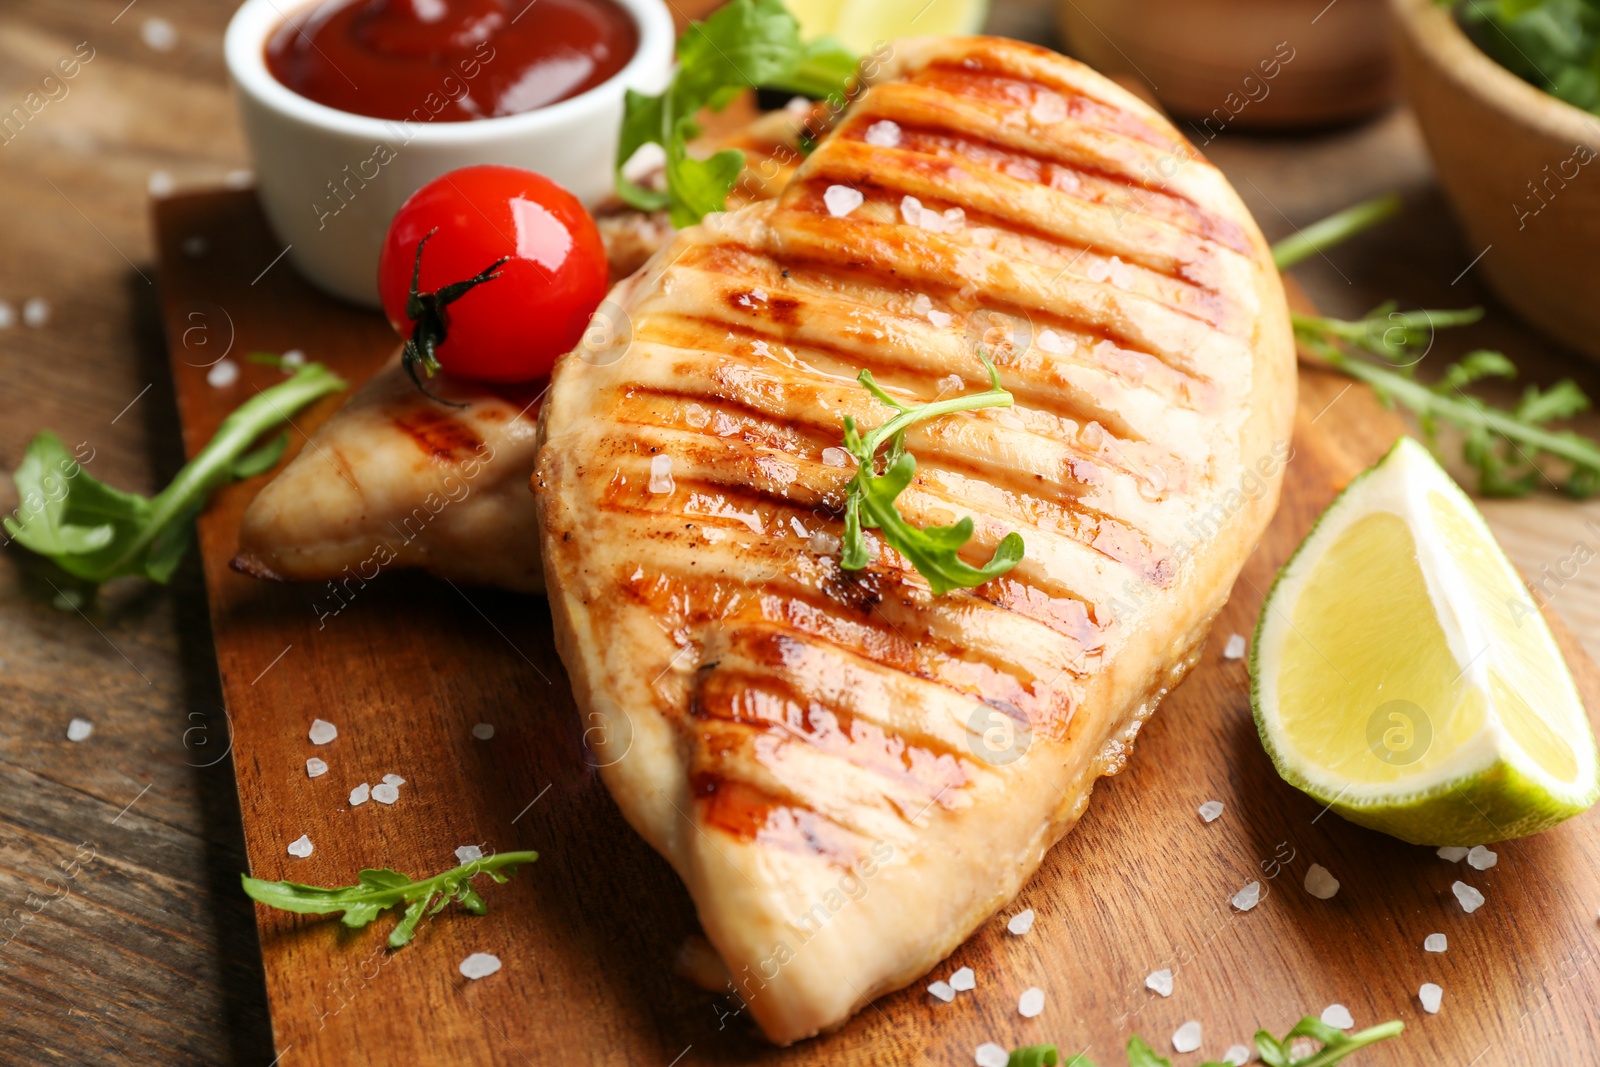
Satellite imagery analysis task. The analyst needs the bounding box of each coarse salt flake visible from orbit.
[912,294,933,316]
[928,980,955,1002]
[349,782,370,806]
[1037,328,1071,355]
[1424,932,1447,952]
[142,17,177,51]
[1007,908,1035,935]
[1029,93,1067,125]
[309,718,338,745]
[1223,1045,1251,1066]
[456,845,484,864]
[648,454,674,494]
[1145,968,1173,997]
[1321,1004,1354,1030]
[382,773,405,786]
[824,184,864,218]
[372,783,400,805]
[22,298,50,328]
[1467,845,1497,870]
[472,723,495,740]
[281,349,306,367]
[207,359,239,388]
[1232,881,1261,911]
[975,1043,1009,1067]
[1437,845,1469,862]
[1452,880,1485,913]
[306,757,328,778]
[1018,986,1045,1018]
[66,718,94,742]
[950,966,975,992]
[287,834,313,858]
[148,170,174,197]
[864,120,902,148]
[927,309,952,328]
[1172,1020,1202,1054]
[1086,260,1111,283]
[459,952,502,979]
[1223,633,1247,660]
[1419,982,1443,1014]
[1198,800,1224,822]
[1305,863,1340,900]
[821,446,851,468]
[809,530,841,555]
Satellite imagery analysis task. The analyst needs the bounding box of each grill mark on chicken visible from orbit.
[391,407,484,462]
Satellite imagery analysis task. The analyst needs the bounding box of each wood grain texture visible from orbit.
[152,184,1600,1066]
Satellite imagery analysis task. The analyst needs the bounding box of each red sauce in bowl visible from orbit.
[265,0,639,121]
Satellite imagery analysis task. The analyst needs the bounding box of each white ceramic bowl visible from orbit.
[224,0,674,307]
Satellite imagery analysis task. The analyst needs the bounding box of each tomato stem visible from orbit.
[400,228,509,405]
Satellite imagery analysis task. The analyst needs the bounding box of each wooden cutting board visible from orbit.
[152,189,1600,1067]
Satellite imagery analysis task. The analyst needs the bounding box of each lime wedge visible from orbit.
[787,0,990,54]
[1251,437,1599,845]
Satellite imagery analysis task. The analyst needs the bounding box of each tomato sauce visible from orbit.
[265,0,638,121]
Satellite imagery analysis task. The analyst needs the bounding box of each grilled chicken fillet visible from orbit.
[536,36,1295,1044]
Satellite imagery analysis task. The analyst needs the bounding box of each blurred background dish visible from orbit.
[1056,0,1397,129]
[1391,0,1600,361]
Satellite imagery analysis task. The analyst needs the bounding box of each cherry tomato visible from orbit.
[378,164,608,383]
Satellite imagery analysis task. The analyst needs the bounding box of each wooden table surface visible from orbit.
[2,2,1598,1064]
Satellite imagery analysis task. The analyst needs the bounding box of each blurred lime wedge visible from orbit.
[787,0,990,54]
[1251,437,1598,845]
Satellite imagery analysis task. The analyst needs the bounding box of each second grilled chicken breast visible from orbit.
[536,36,1295,1044]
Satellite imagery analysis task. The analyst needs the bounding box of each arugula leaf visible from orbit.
[838,353,1025,594]
[4,363,345,588]
[241,850,537,948]
[1125,1037,1170,1066]
[1457,0,1600,115]
[1008,1046,1061,1067]
[1271,200,1600,498]
[1005,1014,1401,1067]
[615,0,858,226]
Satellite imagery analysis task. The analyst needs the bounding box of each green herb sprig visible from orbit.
[838,353,1025,594]
[241,850,537,948]
[3,362,345,589]
[1272,195,1600,498]
[1455,0,1600,116]
[615,0,858,227]
[1008,1014,1402,1067]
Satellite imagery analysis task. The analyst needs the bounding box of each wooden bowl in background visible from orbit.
[1056,0,1396,129]
[1390,0,1600,361]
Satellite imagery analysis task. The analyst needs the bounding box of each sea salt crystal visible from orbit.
[207,359,239,388]
[1007,909,1035,935]
[459,952,501,979]
[1222,1045,1251,1065]
[148,170,174,197]
[66,718,94,742]
[809,530,841,555]
[950,966,976,992]
[936,373,965,396]
[142,17,178,51]
[372,783,400,805]
[1018,987,1045,1018]
[1145,968,1173,997]
[1419,982,1443,1014]
[1198,800,1224,822]
[1424,933,1447,952]
[1232,881,1261,911]
[1437,846,1469,862]
[308,718,338,745]
[22,298,50,328]
[1108,256,1135,288]
[913,294,933,316]
[824,184,864,218]
[1086,260,1112,283]
[1467,845,1497,870]
[1172,1020,1202,1054]
[821,447,851,468]
[975,1043,1009,1067]
[1029,94,1067,125]
[1452,880,1485,913]
[349,782,370,806]
[471,723,495,740]
[1037,329,1071,355]
[928,309,953,328]
[281,348,306,367]
[382,773,406,786]
[928,980,955,1002]
[306,757,328,778]
[790,517,808,538]
[713,411,740,437]
[1321,1004,1354,1029]
[900,195,925,227]
[1305,864,1340,900]
[1223,634,1247,660]
[648,454,674,494]
[287,834,313,858]
[864,120,902,148]
[456,845,484,864]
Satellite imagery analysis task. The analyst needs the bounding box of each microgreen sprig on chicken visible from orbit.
[838,353,1025,594]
